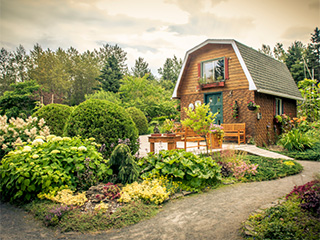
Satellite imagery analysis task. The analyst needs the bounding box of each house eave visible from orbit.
[256,89,303,101]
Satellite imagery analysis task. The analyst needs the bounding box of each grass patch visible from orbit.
[25,200,159,233]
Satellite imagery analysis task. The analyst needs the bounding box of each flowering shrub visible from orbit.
[119,178,170,204]
[0,115,50,159]
[138,150,221,192]
[218,150,258,180]
[210,124,224,140]
[231,101,239,119]
[0,135,112,203]
[227,161,258,180]
[41,189,87,206]
[44,205,71,226]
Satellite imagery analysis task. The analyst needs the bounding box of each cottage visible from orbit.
[172,39,303,146]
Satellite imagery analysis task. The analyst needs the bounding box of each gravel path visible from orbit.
[1,160,319,240]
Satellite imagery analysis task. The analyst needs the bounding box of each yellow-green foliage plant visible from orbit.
[119,178,171,205]
[0,135,112,203]
[40,189,87,206]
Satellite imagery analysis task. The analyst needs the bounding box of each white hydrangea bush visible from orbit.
[0,115,50,158]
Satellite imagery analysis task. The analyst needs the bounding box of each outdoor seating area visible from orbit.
[221,123,246,145]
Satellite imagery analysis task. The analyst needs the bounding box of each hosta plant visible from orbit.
[138,150,221,192]
[0,135,112,203]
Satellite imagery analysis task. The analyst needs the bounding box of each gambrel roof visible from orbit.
[172,39,303,101]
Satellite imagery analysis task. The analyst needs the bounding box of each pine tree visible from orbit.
[96,55,123,93]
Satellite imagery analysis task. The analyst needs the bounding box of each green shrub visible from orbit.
[243,155,303,181]
[243,200,320,240]
[138,150,221,192]
[126,107,148,135]
[64,99,139,157]
[278,129,316,151]
[109,144,140,184]
[0,115,50,159]
[33,103,73,136]
[0,136,112,203]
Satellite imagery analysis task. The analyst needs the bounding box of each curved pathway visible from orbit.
[1,141,320,240]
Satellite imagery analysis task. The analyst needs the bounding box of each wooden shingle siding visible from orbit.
[177,44,249,97]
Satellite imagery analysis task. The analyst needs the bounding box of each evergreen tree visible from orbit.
[96,55,122,93]
[158,55,182,90]
[131,57,155,80]
[0,48,15,95]
[285,41,305,84]
[258,44,273,57]
[273,43,287,62]
[306,27,320,81]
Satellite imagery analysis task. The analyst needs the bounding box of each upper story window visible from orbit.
[201,58,225,83]
[275,98,283,115]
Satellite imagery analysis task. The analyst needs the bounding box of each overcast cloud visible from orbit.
[1,0,319,76]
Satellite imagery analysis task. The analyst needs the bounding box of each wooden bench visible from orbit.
[221,123,246,145]
[175,127,208,150]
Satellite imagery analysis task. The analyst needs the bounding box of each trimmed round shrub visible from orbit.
[33,104,73,136]
[126,107,148,135]
[64,99,139,157]
[0,136,112,203]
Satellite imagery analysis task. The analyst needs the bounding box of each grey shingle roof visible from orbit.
[235,41,303,100]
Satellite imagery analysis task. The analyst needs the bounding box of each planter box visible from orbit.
[200,81,225,89]
[151,133,162,136]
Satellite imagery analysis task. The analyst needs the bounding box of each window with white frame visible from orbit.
[275,98,283,115]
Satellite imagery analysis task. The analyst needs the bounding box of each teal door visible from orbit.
[205,92,223,124]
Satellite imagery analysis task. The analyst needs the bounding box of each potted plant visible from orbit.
[162,119,175,136]
[209,124,224,148]
[247,100,260,112]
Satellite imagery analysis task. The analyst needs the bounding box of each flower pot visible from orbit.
[247,105,256,111]
[210,134,223,149]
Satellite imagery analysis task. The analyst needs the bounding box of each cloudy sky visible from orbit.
[1,0,319,77]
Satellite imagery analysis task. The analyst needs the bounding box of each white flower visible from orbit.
[1,144,8,150]
[62,137,71,141]
[22,146,32,152]
[32,154,39,159]
[51,136,63,142]
[78,146,87,151]
[32,138,44,146]
[38,118,46,127]
[70,147,78,151]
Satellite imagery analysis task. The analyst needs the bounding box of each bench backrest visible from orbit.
[221,123,245,131]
